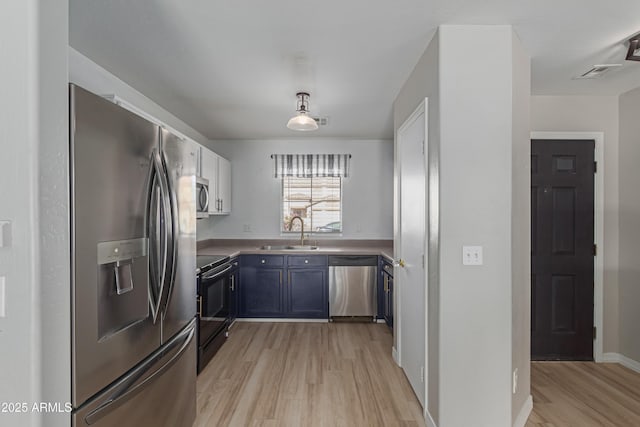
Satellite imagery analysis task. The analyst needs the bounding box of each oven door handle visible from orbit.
[202,264,233,281]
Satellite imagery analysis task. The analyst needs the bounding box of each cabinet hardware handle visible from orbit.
[304,259,309,264]
[261,259,266,264]
[230,275,235,291]
[198,296,203,316]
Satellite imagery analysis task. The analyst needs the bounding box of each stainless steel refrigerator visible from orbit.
[70,85,197,427]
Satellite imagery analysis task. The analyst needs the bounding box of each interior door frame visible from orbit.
[395,98,428,412]
[530,131,604,362]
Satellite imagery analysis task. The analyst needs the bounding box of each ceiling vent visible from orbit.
[573,64,622,79]
[313,117,329,126]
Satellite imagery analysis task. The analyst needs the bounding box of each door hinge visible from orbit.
[594,161,597,173]
[593,326,597,340]
[593,244,597,256]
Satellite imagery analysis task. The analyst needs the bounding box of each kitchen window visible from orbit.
[272,154,351,235]
[281,176,342,234]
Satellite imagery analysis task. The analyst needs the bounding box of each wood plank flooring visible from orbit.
[195,322,425,427]
[526,361,640,426]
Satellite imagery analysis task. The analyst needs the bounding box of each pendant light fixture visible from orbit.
[286,92,318,131]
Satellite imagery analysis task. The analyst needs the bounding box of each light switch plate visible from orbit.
[0,276,5,318]
[0,221,11,248]
[462,246,483,265]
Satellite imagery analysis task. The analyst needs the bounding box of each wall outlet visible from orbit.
[242,224,252,232]
[512,368,518,394]
[0,221,11,248]
[462,246,483,265]
[0,276,5,318]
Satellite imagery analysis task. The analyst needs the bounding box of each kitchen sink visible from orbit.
[259,245,319,251]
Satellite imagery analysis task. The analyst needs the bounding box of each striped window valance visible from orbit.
[271,154,352,178]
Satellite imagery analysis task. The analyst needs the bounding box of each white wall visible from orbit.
[437,26,517,427]
[39,1,71,426]
[530,95,620,353]
[394,26,529,427]
[618,87,640,364]
[1,1,69,426]
[196,139,393,241]
[68,47,210,146]
[511,31,532,427]
[0,2,42,425]
[393,29,441,423]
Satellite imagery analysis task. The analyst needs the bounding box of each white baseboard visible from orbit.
[425,410,437,427]
[392,346,399,366]
[602,352,640,373]
[235,318,328,323]
[513,395,533,427]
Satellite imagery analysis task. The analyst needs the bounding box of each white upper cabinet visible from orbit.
[217,156,231,214]
[195,143,202,177]
[200,146,231,215]
[200,147,218,214]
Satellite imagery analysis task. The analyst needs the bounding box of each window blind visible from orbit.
[271,154,351,178]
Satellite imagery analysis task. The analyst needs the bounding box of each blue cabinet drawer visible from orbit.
[287,255,328,267]
[243,255,285,267]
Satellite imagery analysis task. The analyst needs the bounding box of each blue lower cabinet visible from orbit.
[288,268,327,318]
[229,258,239,323]
[239,267,283,317]
[381,259,394,329]
[238,255,328,319]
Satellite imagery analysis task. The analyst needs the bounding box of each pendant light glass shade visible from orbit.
[287,111,318,131]
[287,92,319,131]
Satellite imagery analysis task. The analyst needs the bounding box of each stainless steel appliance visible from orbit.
[70,84,197,427]
[328,255,378,320]
[196,255,231,373]
[196,176,210,219]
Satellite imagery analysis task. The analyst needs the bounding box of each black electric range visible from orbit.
[196,254,232,374]
[196,255,229,275]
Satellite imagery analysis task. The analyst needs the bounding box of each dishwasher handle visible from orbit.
[328,255,378,266]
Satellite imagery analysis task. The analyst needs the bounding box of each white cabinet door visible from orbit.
[217,156,231,214]
[195,144,203,177]
[200,148,219,214]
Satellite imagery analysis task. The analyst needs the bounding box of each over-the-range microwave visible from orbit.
[196,176,209,218]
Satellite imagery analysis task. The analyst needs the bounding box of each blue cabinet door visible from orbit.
[229,258,239,324]
[287,268,327,318]
[239,267,283,317]
[385,275,393,328]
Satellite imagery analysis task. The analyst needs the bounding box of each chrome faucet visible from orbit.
[288,216,305,246]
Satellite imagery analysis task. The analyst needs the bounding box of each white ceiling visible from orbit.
[69,0,640,140]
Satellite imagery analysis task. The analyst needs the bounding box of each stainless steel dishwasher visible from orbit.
[328,255,378,321]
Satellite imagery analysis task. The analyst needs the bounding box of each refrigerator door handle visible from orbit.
[148,149,172,323]
[159,147,180,316]
[83,321,196,425]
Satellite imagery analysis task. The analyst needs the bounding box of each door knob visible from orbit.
[397,259,406,268]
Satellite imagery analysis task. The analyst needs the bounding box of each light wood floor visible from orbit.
[526,361,640,426]
[195,322,426,427]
